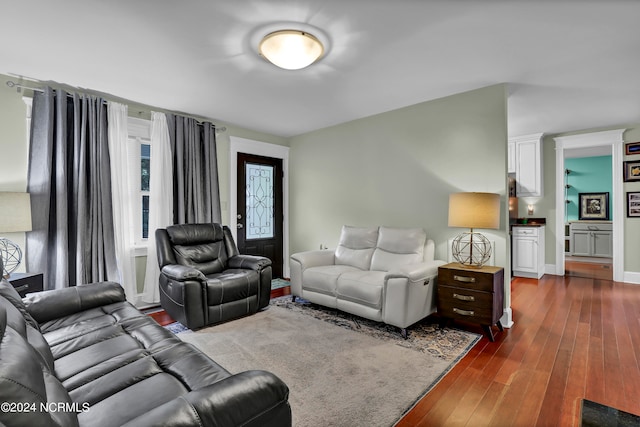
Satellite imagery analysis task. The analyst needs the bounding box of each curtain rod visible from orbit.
[5,80,227,133]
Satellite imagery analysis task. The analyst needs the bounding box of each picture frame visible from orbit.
[625,141,640,156]
[628,192,640,218]
[624,160,640,182]
[579,192,609,220]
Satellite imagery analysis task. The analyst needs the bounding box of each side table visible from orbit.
[8,272,44,298]
[437,262,504,342]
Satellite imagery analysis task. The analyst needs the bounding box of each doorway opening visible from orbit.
[554,129,625,282]
[563,148,613,280]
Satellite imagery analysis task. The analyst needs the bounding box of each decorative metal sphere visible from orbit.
[0,238,23,277]
[451,231,492,267]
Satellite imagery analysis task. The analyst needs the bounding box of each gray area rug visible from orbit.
[178,301,480,427]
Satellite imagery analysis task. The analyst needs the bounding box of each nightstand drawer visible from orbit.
[438,267,495,292]
[8,273,44,298]
[437,285,494,324]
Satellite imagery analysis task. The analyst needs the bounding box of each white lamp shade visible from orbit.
[0,192,32,233]
[448,192,500,230]
[259,30,324,70]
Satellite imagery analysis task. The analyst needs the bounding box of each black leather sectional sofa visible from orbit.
[0,260,291,426]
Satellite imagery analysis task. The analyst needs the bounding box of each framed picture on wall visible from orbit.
[625,141,640,156]
[579,192,609,220]
[628,192,640,218]
[623,160,640,182]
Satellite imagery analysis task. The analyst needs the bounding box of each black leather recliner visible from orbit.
[156,223,272,329]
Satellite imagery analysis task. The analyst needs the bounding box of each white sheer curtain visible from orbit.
[107,101,138,303]
[142,112,174,304]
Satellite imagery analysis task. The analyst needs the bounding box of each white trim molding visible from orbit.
[229,137,290,278]
[554,129,625,282]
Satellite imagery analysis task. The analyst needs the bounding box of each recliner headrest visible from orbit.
[166,223,224,245]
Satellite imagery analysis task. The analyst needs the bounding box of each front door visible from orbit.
[236,153,284,278]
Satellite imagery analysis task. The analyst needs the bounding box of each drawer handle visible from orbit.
[453,275,476,283]
[14,284,29,293]
[453,308,475,317]
[453,293,475,302]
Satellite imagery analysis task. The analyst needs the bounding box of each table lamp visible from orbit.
[0,192,32,278]
[448,192,500,267]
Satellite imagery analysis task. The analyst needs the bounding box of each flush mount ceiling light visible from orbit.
[258,30,324,70]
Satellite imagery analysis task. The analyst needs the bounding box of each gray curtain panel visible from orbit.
[26,87,118,289]
[166,114,222,224]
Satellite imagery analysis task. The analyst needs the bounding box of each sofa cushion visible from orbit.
[370,227,426,271]
[0,304,77,427]
[335,226,379,270]
[336,271,386,309]
[206,269,259,305]
[0,279,40,330]
[303,265,360,296]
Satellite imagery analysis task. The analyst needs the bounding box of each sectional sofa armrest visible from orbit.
[290,249,335,270]
[228,254,272,271]
[385,260,447,283]
[121,370,291,427]
[23,281,126,323]
[161,264,206,281]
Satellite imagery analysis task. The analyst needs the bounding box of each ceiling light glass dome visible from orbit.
[259,30,324,70]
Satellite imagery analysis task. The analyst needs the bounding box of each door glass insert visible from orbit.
[246,162,274,240]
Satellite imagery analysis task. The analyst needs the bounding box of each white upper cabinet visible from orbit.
[510,133,544,197]
[507,140,516,174]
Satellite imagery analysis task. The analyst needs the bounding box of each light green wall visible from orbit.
[289,84,510,272]
[0,74,30,272]
[623,126,640,272]
[522,125,640,273]
[0,75,29,192]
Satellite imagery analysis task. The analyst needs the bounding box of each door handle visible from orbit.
[237,223,243,229]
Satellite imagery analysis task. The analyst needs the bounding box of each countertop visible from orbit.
[511,217,546,227]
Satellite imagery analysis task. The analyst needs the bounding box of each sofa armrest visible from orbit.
[289,250,335,298]
[290,249,335,270]
[120,370,291,427]
[161,264,206,281]
[228,254,272,271]
[385,260,446,283]
[23,281,125,324]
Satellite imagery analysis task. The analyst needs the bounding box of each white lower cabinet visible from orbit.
[569,222,612,258]
[512,226,545,279]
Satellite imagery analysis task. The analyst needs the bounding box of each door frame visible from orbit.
[553,129,625,282]
[230,137,290,278]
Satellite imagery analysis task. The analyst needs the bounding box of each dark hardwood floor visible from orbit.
[397,274,640,427]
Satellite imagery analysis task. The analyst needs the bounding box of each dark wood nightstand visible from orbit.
[8,272,44,298]
[437,262,504,342]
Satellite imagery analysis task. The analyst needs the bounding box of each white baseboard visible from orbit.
[545,264,558,275]
[500,308,514,329]
[623,271,640,285]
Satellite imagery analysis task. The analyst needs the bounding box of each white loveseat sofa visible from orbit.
[290,226,446,338]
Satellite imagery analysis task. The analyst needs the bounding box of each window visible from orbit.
[127,118,152,246]
[141,143,150,239]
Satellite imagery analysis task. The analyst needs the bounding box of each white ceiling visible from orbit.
[2,0,639,138]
